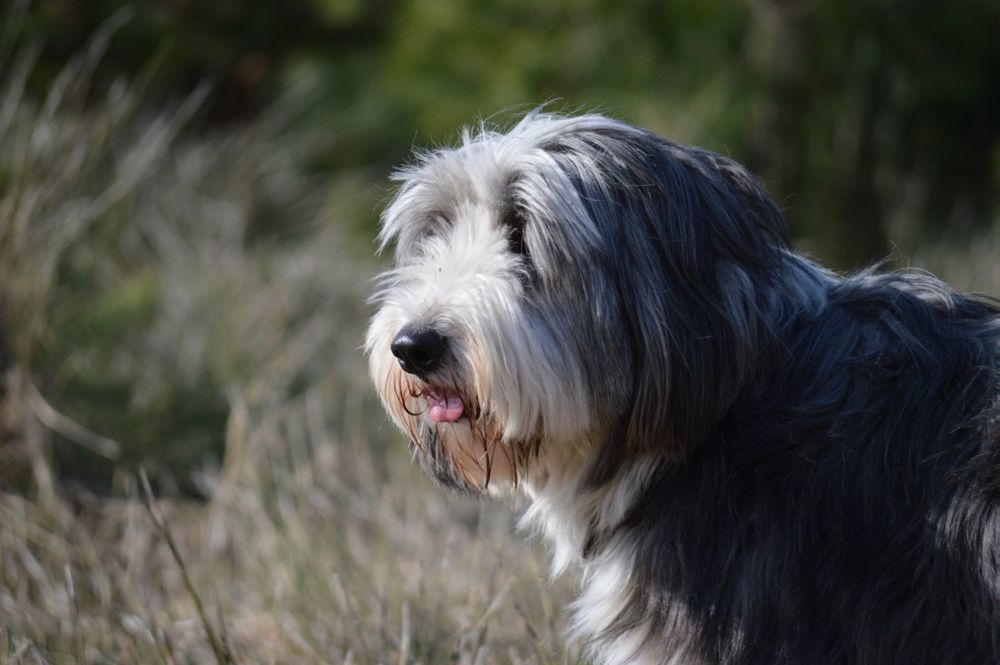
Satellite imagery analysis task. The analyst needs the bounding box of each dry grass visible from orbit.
[0,16,576,664]
[0,390,577,664]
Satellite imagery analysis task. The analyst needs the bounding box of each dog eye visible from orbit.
[427,212,450,236]
[508,225,528,258]
[502,208,529,259]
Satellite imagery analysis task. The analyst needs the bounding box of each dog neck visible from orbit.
[518,444,700,664]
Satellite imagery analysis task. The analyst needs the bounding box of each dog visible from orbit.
[366,112,1000,664]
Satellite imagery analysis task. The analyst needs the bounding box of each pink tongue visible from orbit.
[426,392,465,423]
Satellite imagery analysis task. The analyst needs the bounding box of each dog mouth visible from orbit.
[384,370,531,492]
[423,389,466,423]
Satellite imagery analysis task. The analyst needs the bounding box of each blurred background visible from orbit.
[0,1,997,662]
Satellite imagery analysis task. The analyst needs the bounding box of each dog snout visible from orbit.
[391,325,448,376]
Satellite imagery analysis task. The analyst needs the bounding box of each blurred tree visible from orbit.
[19,1,998,268]
[20,0,391,122]
[742,0,1000,267]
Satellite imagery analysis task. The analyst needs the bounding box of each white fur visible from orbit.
[517,450,703,664]
[367,116,617,454]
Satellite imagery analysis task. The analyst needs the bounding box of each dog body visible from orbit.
[367,113,1000,664]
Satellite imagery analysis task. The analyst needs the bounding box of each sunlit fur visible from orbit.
[367,111,1000,664]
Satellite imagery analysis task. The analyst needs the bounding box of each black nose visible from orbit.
[391,326,448,376]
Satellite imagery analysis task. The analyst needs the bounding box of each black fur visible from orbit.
[606,276,999,663]
[541,122,998,663]
[563,137,1000,664]
[531,121,1000,663]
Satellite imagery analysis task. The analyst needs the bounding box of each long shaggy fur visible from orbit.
[367,112,1000,664]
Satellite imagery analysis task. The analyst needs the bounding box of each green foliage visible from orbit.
[18,2,1000,268]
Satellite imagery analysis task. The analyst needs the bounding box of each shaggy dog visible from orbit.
[366,112,1000,664]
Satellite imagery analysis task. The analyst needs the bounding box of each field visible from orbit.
[0,30,583,664]
[1,12,998,665]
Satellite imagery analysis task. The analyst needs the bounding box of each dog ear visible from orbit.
[636,144,788,458]
[574,130,788,463]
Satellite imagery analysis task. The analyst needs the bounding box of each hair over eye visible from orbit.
[502,206,529,259]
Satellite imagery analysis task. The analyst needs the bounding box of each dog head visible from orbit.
[367,112,795,494]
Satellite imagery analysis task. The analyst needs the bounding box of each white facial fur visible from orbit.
[365,115,626,491]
